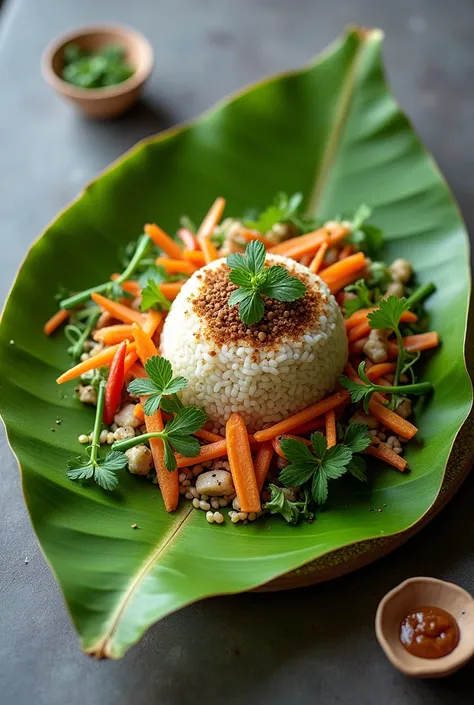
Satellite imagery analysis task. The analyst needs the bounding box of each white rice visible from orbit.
[160,255,348,433]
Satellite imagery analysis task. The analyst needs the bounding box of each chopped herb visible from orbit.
[227,240,306,325]
[128,355,188,416]
[244,192,303,234]
[346,204,384,257]
[62,43,134,89]
[67,381,127,490]
[368,294,411,389]
[140,280,171,313]
[344,279,373,317]
[263,484,314,524]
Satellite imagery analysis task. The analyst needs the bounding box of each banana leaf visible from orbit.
[0,28,471,658]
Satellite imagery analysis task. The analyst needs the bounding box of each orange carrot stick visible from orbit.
[93,324,135,345]
[183,250,206,266]
[176,439,228,467]
[134,403,145,423]
[290,416,326,435]
[56,341,136,384]
[325,409,337,448]
[159,281,186,301]
[239,230,273,247]
[363,441,407,472]
[326,267,367,294]
[128,362,147,378]
[402,332,439,352]
[123,351,139,375]
[299,253,313,267]
[309,241,329,274]
[144,405,179,511]
[268,227,327,256]
[339,245,353,260]
[132,323,159,365]
[91,292,145,326]
[347,319,371,343]
[320,252,366,287]
[44,308,69,336]
[253,390,350,442]
[272,435,312,458]
[145,223,184,260]
[366,362,397,381]
[226,413,261,513]
[194,428,224,443]
[254,441,274,492]
[156,257,197,275]
[368,398,418,439]
[142,309,163,337]
[196,197,226,263]
[345,309,418,330]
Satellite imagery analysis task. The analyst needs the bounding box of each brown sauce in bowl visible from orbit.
[399,605,460,659]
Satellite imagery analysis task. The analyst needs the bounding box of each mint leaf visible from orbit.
[368,295,410,331]
[238,292,265,326]
[140,280,171,313]
[344,422,371,453]
[227,251,251,273]
[260,266,306,302]
[246,240,266,275]
[229,288,252,306]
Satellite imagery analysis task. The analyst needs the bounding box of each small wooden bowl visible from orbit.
[41,24,154,119]
[375,577,474,678]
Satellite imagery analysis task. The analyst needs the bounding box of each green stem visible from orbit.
[60,234,151,309]
[69,310,101,361]
[406,282,436,308]
[112,432,164,452]
[90,380,106,465]
[393,328,404,387]
[370,381,432,396]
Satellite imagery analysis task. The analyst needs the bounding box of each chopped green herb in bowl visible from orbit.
[62,43,134,89]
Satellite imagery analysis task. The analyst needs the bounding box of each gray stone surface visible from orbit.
[0,0,473,703]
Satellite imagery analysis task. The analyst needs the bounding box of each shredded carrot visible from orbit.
[145,223,184,260]
[128,362,147,378]
[309,241,329,274]
[183,250,206,266]
[339,245,353,260]
[156,257,197,276]
[268,228,328,260]
[253,390,350,442]
[347,319,371,343]
[195,428,224,443]
[91,292,145,326]
[402,332,439,352]
[176,439,228,467]
[110,275,141,297]
[132,323,159,365]
[366,362,397,381]
[272,435,312,458]
[254,441,274,492]
[369,398,418,439]
[133,403,145,423]
[325,409,337,448]
[196,197,226,263]
[239,229,273,247]
[144,405,179,511]
[44,308,69,336]
[320,252,366,287]
[226,413,261,513]
[123,351,139,375]
[93,324,134,345]
[345,308,418,330]
[56,341,136,384]
[159,281,186,301]
[363,440,407,472]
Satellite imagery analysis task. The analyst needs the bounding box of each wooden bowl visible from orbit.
[41,24,154,119]
[375,577,474,678]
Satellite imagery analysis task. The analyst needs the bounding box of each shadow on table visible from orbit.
[96,472,474,705]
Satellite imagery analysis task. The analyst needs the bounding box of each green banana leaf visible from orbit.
[0,28,471,659]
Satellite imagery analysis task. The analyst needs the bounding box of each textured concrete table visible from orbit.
[1,1,473,703]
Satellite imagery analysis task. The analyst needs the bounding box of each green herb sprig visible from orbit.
[263,485,314,524]
[140,280,171,313]
[244,192,303,234]
[112,406,206,471]
[127,356,188,416]
[226,240,306,325]
[367,295,411,389]
[277,423,370,508]
[67,380,128,490]
[60,234,151,309]
[62,43,134,89]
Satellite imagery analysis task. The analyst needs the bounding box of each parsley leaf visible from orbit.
[226,240,306,325]
[263,484,314,524]
[344,279,373,317]
[67,381,127,491]
[244,192,303,234]
[128,356,187,416]
[343,422,371,453]
[140,279,171,313]
[368,295,410,331]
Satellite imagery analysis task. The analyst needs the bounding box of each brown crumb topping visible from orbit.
[192,262,324,347]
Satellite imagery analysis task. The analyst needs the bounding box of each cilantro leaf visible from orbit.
[127,378,157,397]
[310,432,327,459]
[138,264,167,288]
[346,205,384,258]
[279,463,315,487]
[167,435,201,457]
[146,356,173,388]
[160,395,184,414]
[279,437,315,464]
[67,457,95,481]
[162,437,177,471]
[322,445,352,479]
[346,455,368,482]
[344,422,371,453]
[143,394,163,416]
[339,375,371,404]
[312,470,328,505]
[140,280,171,312]
[244,192,303,234]
[165,406,207,436]
[127,356,189,416]
[368,295,410,331]
[262,485,312,524]
[344,279,373,317]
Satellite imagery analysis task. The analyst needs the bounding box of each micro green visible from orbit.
[67,381,128,490]
[226,240,306,325]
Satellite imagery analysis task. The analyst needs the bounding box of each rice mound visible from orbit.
[160,255,348,433]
